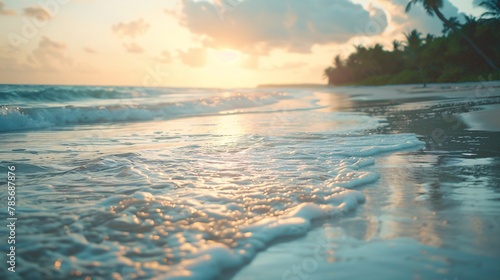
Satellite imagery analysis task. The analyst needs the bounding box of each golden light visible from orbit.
[211,49,242,65]
[211,113,247,146]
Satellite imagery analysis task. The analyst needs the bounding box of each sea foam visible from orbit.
[9,130,424,279]
[0,85,428,279]
[0,91,288,132]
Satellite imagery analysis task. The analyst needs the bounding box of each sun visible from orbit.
[210,48,242,65]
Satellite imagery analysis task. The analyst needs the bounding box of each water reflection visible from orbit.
[364,151,499,256]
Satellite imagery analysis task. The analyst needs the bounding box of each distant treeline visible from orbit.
[324,2,500,86]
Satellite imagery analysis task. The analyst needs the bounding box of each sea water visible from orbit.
[0,85,425,279]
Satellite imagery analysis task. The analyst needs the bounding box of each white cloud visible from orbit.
[178,0,388,55]
[377,0,461,36]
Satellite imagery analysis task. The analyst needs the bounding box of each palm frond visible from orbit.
[478,0,500,18]
[405,0,417,13]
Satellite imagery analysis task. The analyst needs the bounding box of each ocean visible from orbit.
[0,83,499,279]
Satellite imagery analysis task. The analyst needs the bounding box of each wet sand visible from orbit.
[461,104,500,132]
[230,82,500,280]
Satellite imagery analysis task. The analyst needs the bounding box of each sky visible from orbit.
[0,0,487,88]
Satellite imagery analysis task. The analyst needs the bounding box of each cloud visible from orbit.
[178,47,206,67]
[0,1,16,16]
[0,46,34,73]
[112,18,150,37]
[377,0,461,36]
[0,56,36,73]
[240,55,259,69]
[23,6,51,21]
[1,37,95,75]
[211,0,241,19]
[38,37,65,50]
[153,51,172,63]
[84,47,96,54]
[178,0,388,55]
[30,36,72,71]
[123,42,144,54]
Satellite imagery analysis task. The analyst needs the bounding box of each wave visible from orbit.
[12,133,425,279]
[0,85,151,103]
[0,92,288,132]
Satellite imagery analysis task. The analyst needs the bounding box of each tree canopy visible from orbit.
[324,14,500,85]
[324,2,500,85]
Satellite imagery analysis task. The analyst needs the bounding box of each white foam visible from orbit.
[336,134,425,157]
[13,131,425,279]
[6,85,430,279]
[158,187,365,279]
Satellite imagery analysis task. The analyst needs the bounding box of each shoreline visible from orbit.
[2,82,499,279]
[257,79,500,89]
[230,82,500,279]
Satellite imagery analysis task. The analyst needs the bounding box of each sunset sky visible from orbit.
[0,0,486,88]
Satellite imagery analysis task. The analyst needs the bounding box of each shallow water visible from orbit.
[234,82,500,280]
[0,83,499,279]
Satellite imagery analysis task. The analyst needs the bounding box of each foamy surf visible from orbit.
[0,88,289,132]
[4,132,424,279]
[0,85,427,279]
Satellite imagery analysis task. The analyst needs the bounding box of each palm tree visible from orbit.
[333,55,343,68]
[479,0,500,20]
[323,66,335,85]
[441,16,461,35]
[425,34,435,44]
[406,0,498,71]
[461,15,479,37]
[404,30,427,87]
[404,29,422,52]
[392,40,400,51]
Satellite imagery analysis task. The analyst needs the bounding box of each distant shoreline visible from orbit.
[340,72,500,87]
[257,77,500,88]
[256,83,330,88]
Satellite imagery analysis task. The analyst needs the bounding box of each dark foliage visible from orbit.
[324,14,500,86]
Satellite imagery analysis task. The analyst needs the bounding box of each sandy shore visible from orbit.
[229,82,500,280]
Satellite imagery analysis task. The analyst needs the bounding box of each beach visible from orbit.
[233,83,500,280]
[0,82,499,279]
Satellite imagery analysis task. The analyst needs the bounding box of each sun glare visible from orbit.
[211,49,242,65]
